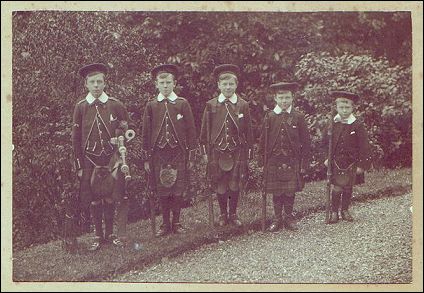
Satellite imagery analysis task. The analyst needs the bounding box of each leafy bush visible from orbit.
[294,52,412,179]
[12,11,412,250]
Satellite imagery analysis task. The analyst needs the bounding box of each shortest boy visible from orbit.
[258,82,311,232]
[324,91,371,223]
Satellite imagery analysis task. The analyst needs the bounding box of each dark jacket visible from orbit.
[199,96,254,158]
[258,109,311,171]
[325,119,372,171]
[141,96,198,161]
[72,96,131,169]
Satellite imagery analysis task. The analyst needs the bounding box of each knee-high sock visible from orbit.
[331,190,342,212]
[90,202,103,238]
[217,193,228,216]
[272,194,283,220]
[159,197,171,228]
[341,187,353,210]
[171,195,182,225]
[103,202,115,237]
[228,191,239,216]
[283,193,295,216]
[116,198,129,238]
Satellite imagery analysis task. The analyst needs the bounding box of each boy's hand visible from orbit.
[144,161,151,174]
[324,159,328,167]
[356,167,364,174]
[201,155,208,164]
[77,169,83,178]
[187,161,194,170]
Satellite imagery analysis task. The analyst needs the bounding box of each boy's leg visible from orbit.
[171,195,186,233]
[103,198,116,241]
[217,193,229,226]
[269,194,283,232]
[157,196,172,236]
[116,197,129,239]
[340,186,354,221]
[89,199,103,251]
[228,191,241,226]
[283,193,298,231]
[330,186,343,223]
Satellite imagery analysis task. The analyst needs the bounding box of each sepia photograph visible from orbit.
[1,1,422,291]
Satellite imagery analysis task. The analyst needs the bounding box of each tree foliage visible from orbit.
[12,11,412,250]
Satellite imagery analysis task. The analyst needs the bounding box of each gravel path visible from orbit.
[114,193,413,283]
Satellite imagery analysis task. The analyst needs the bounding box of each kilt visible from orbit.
[79,153,126,209]
[207,148,248,195]
[151,146,187,197]
[264,154,303,195]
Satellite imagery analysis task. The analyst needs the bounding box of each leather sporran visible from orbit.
[332,161,356,187]
[159,164,178,188]
[90,166,115,197]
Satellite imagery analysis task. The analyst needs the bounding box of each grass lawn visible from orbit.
[12,168,412,281]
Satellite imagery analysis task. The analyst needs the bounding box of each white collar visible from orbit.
[157,91,178,102]
[334,113,356,124]
[273,105,292,114]
[218,93,238,104]
[86,92,109,105]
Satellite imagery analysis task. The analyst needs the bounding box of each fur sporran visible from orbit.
[218,151,235,172]
[90,166,115,197]
[159,164,178,188]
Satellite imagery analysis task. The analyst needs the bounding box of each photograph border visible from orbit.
[1,1,422,291]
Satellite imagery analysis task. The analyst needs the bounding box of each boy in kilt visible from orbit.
[141,64,198,237]
[72,63,134,250]
[199,64,254,227]
[324,91,371,223]
[258,82,311,232]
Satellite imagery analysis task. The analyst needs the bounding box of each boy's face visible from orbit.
[336,98,354,119]
[218,76,238,98]
[85,72,105,98]
[274,90,293,110]
[155,74,176,97]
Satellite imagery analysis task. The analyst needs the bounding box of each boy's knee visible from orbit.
[333,185,344,193]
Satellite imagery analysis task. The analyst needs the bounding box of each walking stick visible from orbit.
[325,111,335,224]
[262,114,269,231]
[205,108,215,227]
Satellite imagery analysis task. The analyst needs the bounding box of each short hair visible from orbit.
[218,73,238,83]
[85,71,105,81]
[274,89,293,96]
[156,72,176,80]
[335,97,354,105]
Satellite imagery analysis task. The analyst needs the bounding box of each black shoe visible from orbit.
[283,217,299,231]
[88,236,102,251]
[329,212,339,224]
[268,219,282,232]
[155,225,171,237]
[341,210,354,222]
[218,214,228,227]
[229,214,242,227]
[172,223,187,234]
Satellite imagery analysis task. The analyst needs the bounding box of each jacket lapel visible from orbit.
[332,122,350,151]
[268,113,285,153]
